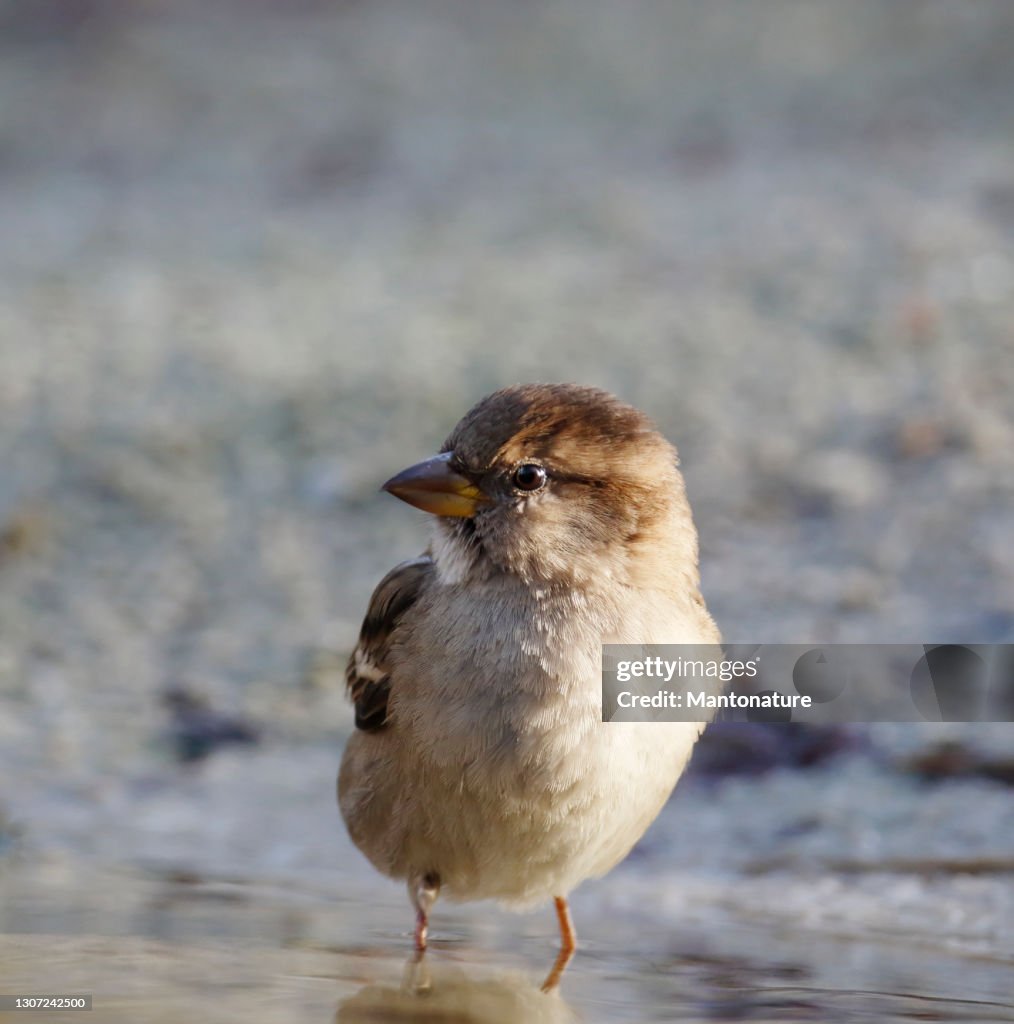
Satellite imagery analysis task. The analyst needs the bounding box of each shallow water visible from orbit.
[2,746,1012,1022]
[2,855,1011,1024]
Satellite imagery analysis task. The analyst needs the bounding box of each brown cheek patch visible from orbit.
[523,491,616,556]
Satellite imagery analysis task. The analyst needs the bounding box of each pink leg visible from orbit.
[413,907,429,951]
[408,872,440,952]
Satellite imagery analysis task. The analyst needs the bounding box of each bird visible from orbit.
[338,383,719,988]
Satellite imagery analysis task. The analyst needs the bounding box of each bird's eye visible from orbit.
[512,464,547,491]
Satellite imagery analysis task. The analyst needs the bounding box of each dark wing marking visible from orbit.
[345,555,435,732]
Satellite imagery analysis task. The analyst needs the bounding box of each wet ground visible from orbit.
[2,745,1011,1022]
[2,732,1012,1014]
[2,848,1011,1023]
[1,2,1013,1021]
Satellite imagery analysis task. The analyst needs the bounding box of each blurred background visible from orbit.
[0,2,1012,1021]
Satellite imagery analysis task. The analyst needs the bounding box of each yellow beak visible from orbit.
[382,452,489,518]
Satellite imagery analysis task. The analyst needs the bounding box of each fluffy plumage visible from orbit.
[338,383,719,981]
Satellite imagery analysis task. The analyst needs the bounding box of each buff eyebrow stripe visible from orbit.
[551,471,607,487]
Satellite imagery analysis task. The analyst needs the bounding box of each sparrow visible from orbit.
[338,383,719,987]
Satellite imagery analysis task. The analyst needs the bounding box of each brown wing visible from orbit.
[345,555,435,732]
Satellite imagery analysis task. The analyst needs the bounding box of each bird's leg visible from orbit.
[540,895,577,992]
[408,871,441,952]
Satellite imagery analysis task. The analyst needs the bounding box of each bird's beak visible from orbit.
[382,452,489,518]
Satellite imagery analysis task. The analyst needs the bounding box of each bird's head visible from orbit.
[382,383,699,589]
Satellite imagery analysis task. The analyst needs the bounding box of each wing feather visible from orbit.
[345,555,434,732]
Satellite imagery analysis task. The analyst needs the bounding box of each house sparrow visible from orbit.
[338,383,719,987]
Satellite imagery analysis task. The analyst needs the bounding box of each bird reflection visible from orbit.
[335,955,578,1024]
